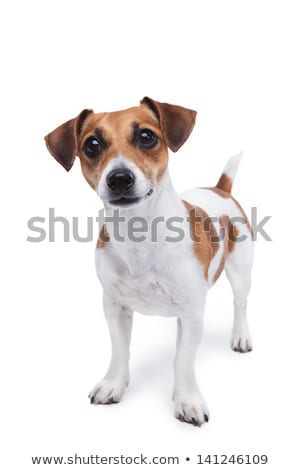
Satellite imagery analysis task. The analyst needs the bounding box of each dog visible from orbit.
[45,97,254,427]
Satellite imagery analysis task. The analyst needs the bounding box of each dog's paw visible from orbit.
[89,377,128,405]
[231,329,253,353]
[174,394,210,427]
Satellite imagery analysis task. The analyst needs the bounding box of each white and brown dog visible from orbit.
[45,98,254,427]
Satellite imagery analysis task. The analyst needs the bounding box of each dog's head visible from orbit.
[45,98,196,207]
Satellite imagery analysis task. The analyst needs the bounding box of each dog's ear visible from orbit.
[141,97,197,152]
[44,109,92,171]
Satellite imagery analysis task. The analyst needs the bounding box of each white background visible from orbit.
[1,0,299,468]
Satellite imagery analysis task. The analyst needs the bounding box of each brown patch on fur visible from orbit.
[141,97,197,152]
[45,99,197,190]
[216,172,232,193]
[45,109,92,171]
[213,215,229,283]
[182,200,219,280]
[228,220,240,253]
[212,215,240,284]
[206,186,231,198]
[96,224,110,249]
[78,105,169,189]
[205,187,252,236]
[230,196,253,237]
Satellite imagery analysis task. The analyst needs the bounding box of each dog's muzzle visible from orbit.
[106,168,141,205]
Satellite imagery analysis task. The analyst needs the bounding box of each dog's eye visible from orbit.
[137,129,158,149]
[83,136,103,158]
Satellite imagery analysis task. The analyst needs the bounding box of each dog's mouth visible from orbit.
[108,187,154,207]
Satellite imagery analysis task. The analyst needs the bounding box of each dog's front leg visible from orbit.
[89,295,133,405]
[173,316,209,426]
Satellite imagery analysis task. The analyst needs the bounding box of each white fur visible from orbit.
[91,156,254,426]
[222,151,243,181]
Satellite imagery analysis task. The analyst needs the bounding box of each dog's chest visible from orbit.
[96,241,204,316]
[116,270,181,316]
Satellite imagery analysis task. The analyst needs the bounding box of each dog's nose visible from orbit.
[106,169,135,192]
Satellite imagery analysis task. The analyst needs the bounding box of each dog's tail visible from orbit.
[215,151,243,194]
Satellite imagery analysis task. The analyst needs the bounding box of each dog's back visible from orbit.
[181,153,253,287]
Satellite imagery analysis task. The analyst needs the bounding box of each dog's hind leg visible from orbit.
[225,238,254,353]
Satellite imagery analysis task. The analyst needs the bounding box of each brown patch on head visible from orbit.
[182,200,219,280]
[141,97,197,152]
[44,98,196,193]
[96,224,110,249]
[44,109,92,171]
[77,104,169,189]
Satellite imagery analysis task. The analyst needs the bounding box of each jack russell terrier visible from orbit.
[45,97,254,427]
